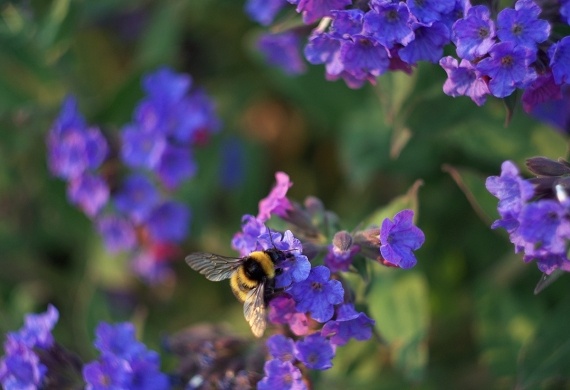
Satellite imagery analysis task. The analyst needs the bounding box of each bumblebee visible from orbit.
[185,248,284,337]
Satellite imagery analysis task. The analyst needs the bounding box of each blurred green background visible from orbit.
[1,0,570,388]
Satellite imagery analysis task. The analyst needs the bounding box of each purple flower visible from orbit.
[522,72,562,113]
[380,209,425,269]
[486,161,535,231]
[0,341,47,390]
[245,0,288,25]
[257,230,310,289]
[258,32,307,75]
[114,174,160,224]
[142,66,192,104]
[561,0,570,24]
[170,89,221,144]
[407,0,455,25]
[325,69,377,89]
[67,172,110,217]
[321,304,375,346]
[156,145,196,190]
[294,333,335,370]
[439,56,490,106]
[145,201,190,242]
[0,305,59,390]
[130,249,172,284]
[97,215,137,253]
[120,125,166,169]
[94,323,145,360]
[268,294,310,336]
[496,0,550,49]
[47,96,108,179]
[83,356,132,390]
[476,41,537,98]
[304,33,343,76]
[340,35,391,78]
[132,100,163,133]
[399,22,450,64]
[219,137,245,189]
[329,9,364,38]
[288,265,344,322]
[528,85,570,132]
[232,215,268,257]
[451,5,496,61]
[257,359,306,390]
[84,128,110,171]
[363,2,414,49]
[535,254,570,275]
[518,200,570,257]
[11,304,59,349]
[266,334,297,362]
[85,322,169,390]
[291,0,352,24]
[258,171,294,222]
[130,354,170,390]
[549,36,570,85]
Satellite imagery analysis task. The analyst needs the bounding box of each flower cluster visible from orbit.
[0,305,59,390]
[231,171,424,387]
[47,67,220,283]
[442,0,551,106]
[83,322,169,389]
[0,306,169,389]
[246,0,570,112]
[486,157,570,276]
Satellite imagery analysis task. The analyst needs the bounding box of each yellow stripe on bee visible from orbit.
[236,267,258,288]
[248,251,276,279]
[230,273,249,302]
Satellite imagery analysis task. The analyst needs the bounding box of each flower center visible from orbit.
[477,27,489,39]
[386,9,398,22]
[311,281,323,291]
[547,211,558,221]
[511,23,523,36]
[500,55,514,68]
[357,37,373,47]
[308,353,318,365]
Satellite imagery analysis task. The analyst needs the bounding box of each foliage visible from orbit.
[1,0,570,389]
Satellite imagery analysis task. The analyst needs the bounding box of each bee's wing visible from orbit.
[185,252,243,281]
[243,281,267,338]
[534,270,564,294]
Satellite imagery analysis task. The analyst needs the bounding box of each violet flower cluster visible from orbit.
[0,305,59,389]
[486,156,570,276]
[47,67,220,283]
[231,171,424,388]
[83,322,169,389]
[246,0,570,113]
[0,305,169,389]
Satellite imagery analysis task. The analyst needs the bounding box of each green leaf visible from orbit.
[135,2,187,68]
[368,270,429,381]
[443,110,568,165]
[517,298,570,388]
[338,98,393,188]
[377,70,417,122]
[37,0,71,49]
[442,164,497,225]
[360,179,422,228]
[474,282,538,382]
[502,90,518,127]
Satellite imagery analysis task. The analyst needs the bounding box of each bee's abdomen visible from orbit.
[230,272,251,303]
